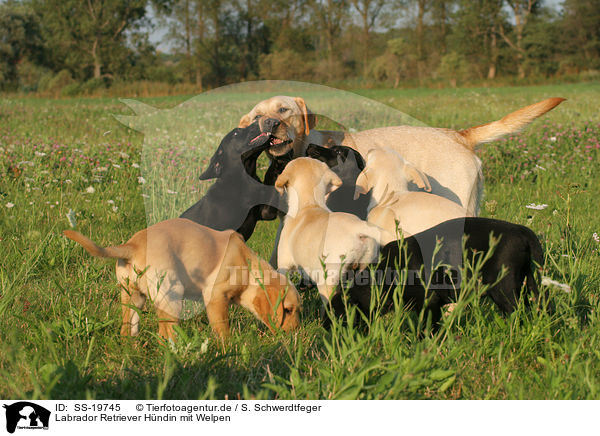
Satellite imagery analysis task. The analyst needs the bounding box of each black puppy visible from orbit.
[306,144,371,220]
[180,119,285,240]
[326,217,550,331]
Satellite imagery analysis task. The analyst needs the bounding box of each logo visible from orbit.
[3,402,50,434]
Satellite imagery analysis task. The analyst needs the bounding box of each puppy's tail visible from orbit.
[458,97,566,150]
[63,230,133,260]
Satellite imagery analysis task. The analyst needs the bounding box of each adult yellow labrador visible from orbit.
[64,218,301,340]
[239,96,565,215]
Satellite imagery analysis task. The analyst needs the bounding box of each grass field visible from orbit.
[1,82,600,399]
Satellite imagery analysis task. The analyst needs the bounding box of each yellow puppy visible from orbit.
[355,148,471,244]
[64,218,301,340]
[275,158,386,303]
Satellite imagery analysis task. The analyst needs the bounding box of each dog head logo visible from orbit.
[3,402,50,434]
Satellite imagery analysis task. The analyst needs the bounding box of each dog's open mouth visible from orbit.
[268,137,293,155]
[250,131,272,144]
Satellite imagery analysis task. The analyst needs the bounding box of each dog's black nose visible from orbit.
[262,118,280,132]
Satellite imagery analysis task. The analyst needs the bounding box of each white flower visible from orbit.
[549,136,557,142]
[107,200,115,205]
[86,186,95,194]
[166,189,178,195]
[535,164,546,171]
[141,194,150,198]
[66,209,77,228]
[95,166,108,172]
[6,202,14,208]
[525,203,548,210]
[65,179,73,184]
[132,163,140,168]
[119,152,129,159]
[138,176,146,184]
[112,206,119,213]
[593,232,600,243]
[35,151,46,157]
[112,164,121,169]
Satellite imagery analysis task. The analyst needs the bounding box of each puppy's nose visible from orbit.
[262,118,280,133]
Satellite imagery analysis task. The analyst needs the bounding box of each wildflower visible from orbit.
[107,200,115,205]
[103,130,111,136]
[141,194,150,198]
[112,206,119,213]
[112,164,121,169]
[138,176,146,184]
[6,202,14,208]
[86,186,95,194]
[535,164,546,171]
[549,136,557,142]
[525,203,548,210]
[35,151,46,157]
[593,233,600,243]
[66,209,77,228]
[132,163,140,168]
[119,152,129,159]
[166,189,178,195]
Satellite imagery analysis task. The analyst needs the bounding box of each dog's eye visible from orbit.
[278,107,289,114]
[254,115,261,121]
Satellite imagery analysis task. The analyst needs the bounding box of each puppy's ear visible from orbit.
[238,113,253,128]
[252,286,284,331]
[326,172,343,195]
[403,164,431,192]
[354,169,369,200]
[274,173,290,194]
[294,97,316,136]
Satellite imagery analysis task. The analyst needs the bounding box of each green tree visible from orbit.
[451,0,504,79]
[560,0,600,72]
[0,1,42,90]
[35,0,148,80]
[311,0,349,80]
[497,0,542,78]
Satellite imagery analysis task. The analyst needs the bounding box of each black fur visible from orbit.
[325,217,550,331]
[180,119,285,240]
[306,144,371,219]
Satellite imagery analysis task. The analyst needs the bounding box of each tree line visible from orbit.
[1,0,599,93]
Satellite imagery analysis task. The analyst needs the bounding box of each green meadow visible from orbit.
[1,82,600,399]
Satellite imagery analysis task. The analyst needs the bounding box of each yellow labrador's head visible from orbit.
[238,96,317,157]
[252,273,301,333]
[275,157,342,209]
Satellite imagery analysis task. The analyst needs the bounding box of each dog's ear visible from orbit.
[238,113,253,128]
[326,171,343,195]
[294,97,316,136]
[403,163,431,192]
[252,286,284,331]
[354,169,370,200]
[274,173,290,194]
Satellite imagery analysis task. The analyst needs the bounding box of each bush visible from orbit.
[436,52,470,87]
[60,82,82,96]
[39,69,74,93]
[258,49,314,81]
[80,77,109,95]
